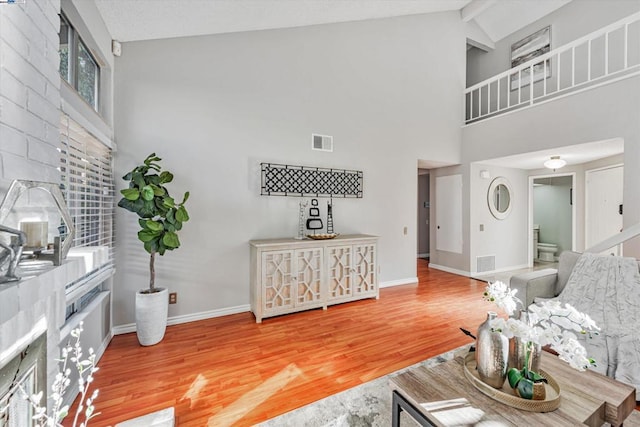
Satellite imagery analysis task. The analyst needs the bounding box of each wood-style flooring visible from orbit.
[67,260,637,426]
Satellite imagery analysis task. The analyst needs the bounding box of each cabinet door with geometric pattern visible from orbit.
[353,243,376,297]
[261,250,294,313]
[295,248,323,308]
[327,245,353,302]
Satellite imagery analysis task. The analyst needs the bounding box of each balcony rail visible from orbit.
[465,12,640,125]
[585,222,640,257]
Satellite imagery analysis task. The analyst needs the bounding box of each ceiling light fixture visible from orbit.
[544,156,566,170]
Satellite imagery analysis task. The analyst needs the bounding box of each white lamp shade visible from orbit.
[544,156,566,169]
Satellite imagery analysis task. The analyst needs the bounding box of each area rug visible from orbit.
[258,346,468,427]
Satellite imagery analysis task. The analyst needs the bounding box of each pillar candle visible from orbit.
[19,221,48,248]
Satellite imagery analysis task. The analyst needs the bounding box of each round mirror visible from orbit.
[488,177,513,220]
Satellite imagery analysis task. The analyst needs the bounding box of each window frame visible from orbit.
[59,114,115,321]
[59,12,101,112]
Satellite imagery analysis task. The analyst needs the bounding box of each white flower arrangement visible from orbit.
[483,281,600,371]
[23,322,100,427]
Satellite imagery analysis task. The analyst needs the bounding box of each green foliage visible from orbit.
[507,367,548,400]
[118,152,190,266]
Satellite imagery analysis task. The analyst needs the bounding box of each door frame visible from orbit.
[416,170,430,258]
[528,172,577,267]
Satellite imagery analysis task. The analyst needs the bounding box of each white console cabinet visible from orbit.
[250,234,378,323]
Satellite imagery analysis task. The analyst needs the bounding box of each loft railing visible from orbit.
[465,12,640,125]
[585,222,640,256]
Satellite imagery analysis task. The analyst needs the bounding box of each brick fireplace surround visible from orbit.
[0,258,88,415]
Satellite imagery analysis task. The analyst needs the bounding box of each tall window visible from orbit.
[59,14,100,111]
[59,115,114,256]
[59,114,115,319]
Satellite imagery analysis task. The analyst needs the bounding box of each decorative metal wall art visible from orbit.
[296,200,309,240]
[306,199,323,232]
[326,200,334,234]
[261,163,363,198]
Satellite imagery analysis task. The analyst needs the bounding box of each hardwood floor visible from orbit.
[66,260,637,426]
[78,259,488,426]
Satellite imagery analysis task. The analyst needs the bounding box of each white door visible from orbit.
[435,174,463,254]
[585,165,623,255]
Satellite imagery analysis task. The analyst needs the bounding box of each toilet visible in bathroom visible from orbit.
[537,242,558,262]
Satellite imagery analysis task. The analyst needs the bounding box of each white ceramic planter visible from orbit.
[135,287,169,346]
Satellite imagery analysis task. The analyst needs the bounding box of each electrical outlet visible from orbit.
[169,292,177,304]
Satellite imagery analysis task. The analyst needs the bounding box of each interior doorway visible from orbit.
[417,169,430,259]
[529,173,576,266]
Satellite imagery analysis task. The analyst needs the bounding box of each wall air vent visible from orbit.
[476,255,495,273]
[312,134,333,152]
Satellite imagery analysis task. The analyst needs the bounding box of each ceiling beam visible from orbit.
[466,20,495,51]
[461,0,497,23]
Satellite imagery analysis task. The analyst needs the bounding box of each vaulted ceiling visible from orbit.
[95,0,572,44]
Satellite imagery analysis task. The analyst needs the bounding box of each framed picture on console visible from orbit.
[510,26,551,91]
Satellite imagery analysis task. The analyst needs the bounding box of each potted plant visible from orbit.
[482,281,599,399]
[118,153,190,346]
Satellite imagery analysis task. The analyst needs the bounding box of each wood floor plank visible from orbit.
[64,260,638,426]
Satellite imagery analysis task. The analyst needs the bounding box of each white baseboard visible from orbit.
[96,330,113,361]
[379,277,418,288]
[112,304,251,335]
[417,253,429,258]
[495,263,529,274]
[428,263,471,277]
[473,263,530,276]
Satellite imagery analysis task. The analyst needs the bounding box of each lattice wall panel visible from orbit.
[296,249,323,306]
[354,244,376,294]
[262,251,293,310]
[328,246,352,298]
[261,163,363,197]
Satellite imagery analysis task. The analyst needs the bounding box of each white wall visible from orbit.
[426,0,640,276]
[112,13,466,326]
[466,0,640,87]
[470,164,529,273]
[462,77,640,259]
[0,0,61,193]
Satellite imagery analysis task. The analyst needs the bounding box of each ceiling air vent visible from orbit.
[312,134,333,152]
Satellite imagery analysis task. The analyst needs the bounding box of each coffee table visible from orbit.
[390,349,636,426]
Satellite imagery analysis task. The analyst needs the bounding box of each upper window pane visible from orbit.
[77,41,98,110]
[58,13,100,113]
[59,16,71,83]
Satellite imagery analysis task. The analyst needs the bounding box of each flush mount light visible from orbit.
[544,156,567,170]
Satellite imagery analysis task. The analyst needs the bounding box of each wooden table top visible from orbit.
[390,350,636,427]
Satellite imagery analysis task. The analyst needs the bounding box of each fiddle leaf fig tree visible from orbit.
[118,153,190,293]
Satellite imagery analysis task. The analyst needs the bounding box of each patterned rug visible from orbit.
[258,346,467,427]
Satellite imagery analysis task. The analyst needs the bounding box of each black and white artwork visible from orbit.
[510,26,551,90]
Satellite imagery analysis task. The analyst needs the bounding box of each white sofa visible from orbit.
[510,250,640,401]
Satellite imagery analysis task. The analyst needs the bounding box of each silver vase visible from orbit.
[508,311,541,372]
[476,311,509,388]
